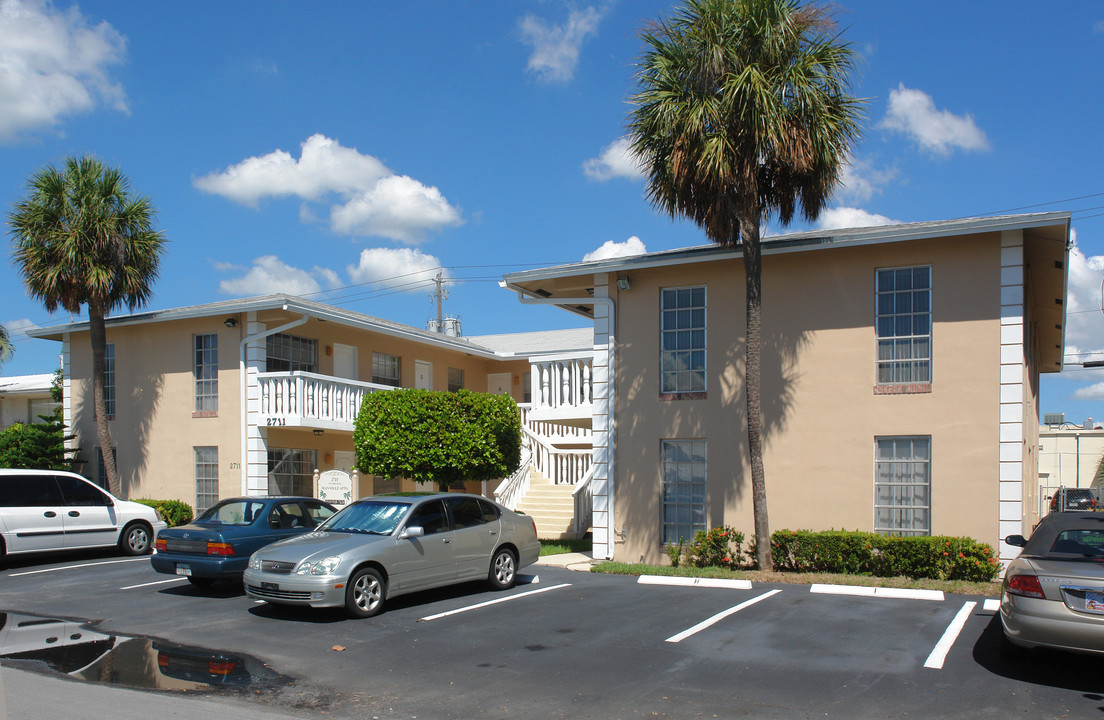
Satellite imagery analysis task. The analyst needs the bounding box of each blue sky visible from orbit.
[2,0,1103,424]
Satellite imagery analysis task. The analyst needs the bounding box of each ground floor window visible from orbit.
[874,436,931,536]
[195,447,218,513]
[268,448,317,496]
[661,439,706,544]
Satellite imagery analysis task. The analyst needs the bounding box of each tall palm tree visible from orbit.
[0,323,13,366]
[9,156,166,496]
[628,0,863,570]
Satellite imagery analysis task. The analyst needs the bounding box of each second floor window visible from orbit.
[194,334,218,412]
[876,267,931,384]
[448,367,464,392]
[373,352,401,387]
[267,333,317,373]
[103,342,115,417]
[661,287,706,394]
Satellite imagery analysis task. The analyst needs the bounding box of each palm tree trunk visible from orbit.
[89,306,120,496]
[740,213,772,571]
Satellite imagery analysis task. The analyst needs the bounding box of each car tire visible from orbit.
[187,577,217,588]
[345,567,385,618]
[488,547,517,590]
[118,522,152,556]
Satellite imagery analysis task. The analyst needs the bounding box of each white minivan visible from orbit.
[0,469,166,561]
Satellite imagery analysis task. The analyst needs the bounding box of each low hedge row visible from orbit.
[134,498,193,528]
[770,529,1000,582]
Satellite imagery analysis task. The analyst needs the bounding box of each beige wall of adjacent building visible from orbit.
[608,233,1014,564]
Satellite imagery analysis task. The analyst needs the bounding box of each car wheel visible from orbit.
[488,548,517,590]
[187,577,217,588]
[118,522,152,556]
[345,567,385,618]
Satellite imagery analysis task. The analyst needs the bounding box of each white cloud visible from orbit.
[879,84,989,156]
[584,137,645,182]
[1063,231,1104,365]
[0,0,128,143]
[346,248,443,290]
[837,158,897,203]
[331,175,463,244]
[194,134,462,244]
[3,317,36,342]
[815,207,899,230]
[217,255,336,297]
[583,236,647,262]
[518,6,602,83]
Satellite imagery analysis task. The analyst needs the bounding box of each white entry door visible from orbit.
[487,372,512,396]
[415,360,433,390]
[334,344,358,381]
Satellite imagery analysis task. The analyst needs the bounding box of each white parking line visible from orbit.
[983,598,1000,612]
[923,601,977,669]
[418,583,572,622]
[120,577,188,590]
[8,557,149,577]
[638,575,753,590]
[810,584,944,601]
[666,589,782,643]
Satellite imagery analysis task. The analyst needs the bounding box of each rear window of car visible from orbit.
[197,500,266,526]
[1050,529,1104,556]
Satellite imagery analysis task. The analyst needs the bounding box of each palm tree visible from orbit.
[9,156,166,496]
[628,0,863,570]
[0,324,13,366]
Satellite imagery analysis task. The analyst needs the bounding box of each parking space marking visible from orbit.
[7,557,149,577]
[638,576,753,590]
[810,584,944,601]
[665,589,782,643]
[120,577,188,590]
[418,583,572,622]
[923,601,976,669]
[983,598,999,612]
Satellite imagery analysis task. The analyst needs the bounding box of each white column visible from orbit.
[244,314,269,496]
[998,230,1026,562]
[591,274,612,559]
[62,334,73,455]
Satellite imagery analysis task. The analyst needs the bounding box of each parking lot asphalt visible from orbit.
[2,549,1104,720]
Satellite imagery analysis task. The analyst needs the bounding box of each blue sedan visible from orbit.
[151,497,337,586]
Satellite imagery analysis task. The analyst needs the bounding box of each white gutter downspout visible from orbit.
[239,311,311,495]
[510,287,616,560]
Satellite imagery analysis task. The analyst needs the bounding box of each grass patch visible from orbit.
[591,561,1000,597]
[539,538,592,556]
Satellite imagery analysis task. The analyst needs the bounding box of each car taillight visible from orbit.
[206,542,234,556]
[157,652,169,668]
[208,659,237,676]
[155,538,167,552]
[1006,573,1045,599]
[530,517,538,537]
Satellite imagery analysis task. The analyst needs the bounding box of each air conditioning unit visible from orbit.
[1043,413,1065,426]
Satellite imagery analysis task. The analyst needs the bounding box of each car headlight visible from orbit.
[248,555,262,570]
[296,556,341,576]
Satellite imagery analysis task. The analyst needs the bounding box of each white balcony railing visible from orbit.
[529,353,593,421]
[256,371,394,430]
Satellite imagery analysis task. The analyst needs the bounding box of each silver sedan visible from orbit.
[243,492,541,618]
[1000,511,1104,658]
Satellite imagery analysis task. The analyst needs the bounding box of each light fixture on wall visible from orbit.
[224,317,238,328]
[313,429,324,436]
[616,276,631,291]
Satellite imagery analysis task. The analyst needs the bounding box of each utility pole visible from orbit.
[431,272,448,333]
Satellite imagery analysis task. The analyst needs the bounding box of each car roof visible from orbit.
[1022,512,1104,554]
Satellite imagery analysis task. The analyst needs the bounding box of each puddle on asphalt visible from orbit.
[0,611,290,693]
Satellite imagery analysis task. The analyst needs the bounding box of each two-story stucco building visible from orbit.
[501,213,1070,564]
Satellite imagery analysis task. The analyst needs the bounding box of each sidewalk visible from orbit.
[535,550,598,572]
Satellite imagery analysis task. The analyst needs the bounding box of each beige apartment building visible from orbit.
[502,213,1070,564]
[29,296,594,535]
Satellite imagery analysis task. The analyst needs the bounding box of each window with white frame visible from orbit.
[874,436,931,536]
[266,333,317,373]
[103,342,115,417]
[661,287,706,394]
[194,334,218,412]
[372,352,401,387]
[876,267,931,384]
[661,440,707,544]
[195,447,218,513]
[267,448,317,497]
[448,367,464,392]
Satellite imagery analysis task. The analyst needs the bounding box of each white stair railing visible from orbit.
[495,446,532,511]
[572,465,596,537]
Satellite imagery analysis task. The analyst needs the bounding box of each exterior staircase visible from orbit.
[515,468,579,540]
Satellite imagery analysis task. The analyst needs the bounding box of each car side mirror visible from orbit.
[1004,534,1027,547]
[401,525,425,539]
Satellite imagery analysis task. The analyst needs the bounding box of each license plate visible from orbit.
[1087,591,1104,613]
[175,564,192,577]
[261,582,279,591]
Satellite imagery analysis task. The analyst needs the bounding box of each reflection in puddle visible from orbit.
[0,611,287,692]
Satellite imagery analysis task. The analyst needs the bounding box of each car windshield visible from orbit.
[1049,529,1104,557]
[318,501,409,535]
[196,500,267,526]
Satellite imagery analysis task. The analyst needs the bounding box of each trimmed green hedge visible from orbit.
[770,529,1000,582]
[134,498,193,527]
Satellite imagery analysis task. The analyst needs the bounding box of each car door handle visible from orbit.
[44,511,57,518]
[442,538,453,544]
[489,530,498,535]
[68,511,80,517]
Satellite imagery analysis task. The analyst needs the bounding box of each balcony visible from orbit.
[527,353,594,423]
[256,371,393,431]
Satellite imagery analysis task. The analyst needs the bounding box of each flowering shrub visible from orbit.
[688,526,745,569]
[771,529,1000,582]
[665,537,686,567]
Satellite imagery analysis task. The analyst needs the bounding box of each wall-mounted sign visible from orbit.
[318,470,353,507]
